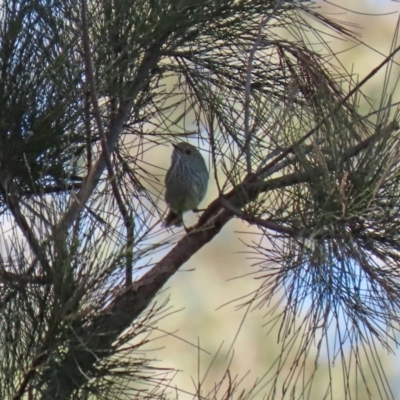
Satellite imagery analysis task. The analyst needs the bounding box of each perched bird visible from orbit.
[164,142,209,227]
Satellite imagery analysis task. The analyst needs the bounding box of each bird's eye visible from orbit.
[185,149,191,155]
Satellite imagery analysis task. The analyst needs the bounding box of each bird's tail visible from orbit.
[164,210,183,227]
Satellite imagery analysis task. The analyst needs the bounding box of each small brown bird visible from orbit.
[164,142,209,227]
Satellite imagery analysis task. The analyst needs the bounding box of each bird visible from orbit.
[164,142,209,227]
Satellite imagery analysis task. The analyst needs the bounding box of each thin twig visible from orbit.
[256,138,325,180]
[0,271,49,285]
[243,2,282,174]
[0,180,51,275]
[84,86,92,171]
[219,197,296,235]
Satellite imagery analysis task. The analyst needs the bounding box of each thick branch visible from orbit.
[38,155,326,398]
[41,117,398,399]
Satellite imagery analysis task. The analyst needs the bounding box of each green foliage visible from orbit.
[0,0,399,399]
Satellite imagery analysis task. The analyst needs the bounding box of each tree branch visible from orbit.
[219,197,296,235]
[39,122,388,398]
[243,1,282,175]
[0,271,49,285]
[81,0,134,286]
[53,39,163,240]
[29,4,400,399]
[256,43,400,179]
[0,180,51,275]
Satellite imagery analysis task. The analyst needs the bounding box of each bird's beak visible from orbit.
[172,143,179,150]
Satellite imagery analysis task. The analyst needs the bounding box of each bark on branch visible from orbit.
[39,119,399,399]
